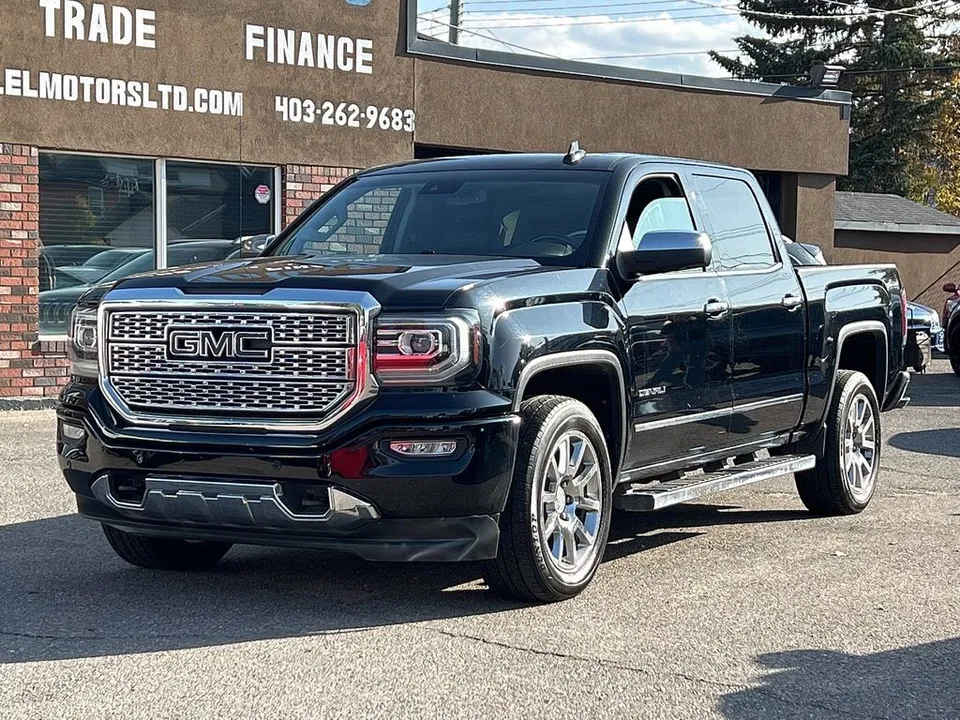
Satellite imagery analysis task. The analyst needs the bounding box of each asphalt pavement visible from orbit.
[2,362,959,719]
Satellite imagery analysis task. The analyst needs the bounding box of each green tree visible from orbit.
[711,1,959,195]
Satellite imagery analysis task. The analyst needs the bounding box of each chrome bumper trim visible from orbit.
[90,476,380,531]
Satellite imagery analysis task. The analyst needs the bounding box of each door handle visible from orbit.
[703,298,729,317]
[781,293,803,311]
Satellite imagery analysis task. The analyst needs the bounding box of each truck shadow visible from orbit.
[901,365,960,407]
[719,639,960,719]
[0,503,810,664]
[888,428,960,459]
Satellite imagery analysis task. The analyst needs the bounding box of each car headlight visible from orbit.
[373,311,480,385]
[68,307,99,378]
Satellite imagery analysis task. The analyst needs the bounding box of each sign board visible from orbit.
[254,184,271,204]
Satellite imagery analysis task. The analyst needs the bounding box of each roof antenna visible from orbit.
[563,140,586,165]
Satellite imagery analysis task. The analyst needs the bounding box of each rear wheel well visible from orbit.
[837,331,885,399]
[520,364,623,472]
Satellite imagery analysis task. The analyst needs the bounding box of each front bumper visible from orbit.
[59,381,518,562]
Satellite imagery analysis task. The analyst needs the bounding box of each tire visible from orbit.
[951,352,960,378]
[102,524,232,571]
[795,370,881,516]
[483,396,613,603]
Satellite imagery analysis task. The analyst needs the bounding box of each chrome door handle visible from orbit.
[703,298,729,316]
[781,293,803,311]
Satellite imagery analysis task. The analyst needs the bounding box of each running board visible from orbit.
[614,454,816,512]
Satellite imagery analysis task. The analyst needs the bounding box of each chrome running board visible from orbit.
[614,454,816,512]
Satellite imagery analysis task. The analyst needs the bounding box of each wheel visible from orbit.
[102,524,232,570]
[951,353,960,377]
[913,362,926,373]
[795,370,880,515]
[483,396,613,602]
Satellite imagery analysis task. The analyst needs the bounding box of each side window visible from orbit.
[621,176,696,251]
[633,198,695,245]
[693,175,775,271]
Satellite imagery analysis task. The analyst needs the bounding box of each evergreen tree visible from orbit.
[711,1,959,195]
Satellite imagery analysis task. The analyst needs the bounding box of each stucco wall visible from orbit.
[831,229,960,309]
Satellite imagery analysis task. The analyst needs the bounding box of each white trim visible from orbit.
[273,166,283,234]
[154,158,167,270]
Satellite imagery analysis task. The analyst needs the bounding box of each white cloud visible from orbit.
[417,9,755,77]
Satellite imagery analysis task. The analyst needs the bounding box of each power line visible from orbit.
[685,0,955,20]
[459,9,746,27]
[464,0,736,12]
[571,47,738,59]
[742,64,960,79]
[465,3,742,21]
[416,14,565,58]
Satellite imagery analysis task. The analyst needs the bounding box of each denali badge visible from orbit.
[165,325,273,363]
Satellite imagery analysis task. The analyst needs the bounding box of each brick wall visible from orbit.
[0,144,68,405]
[282,165,356,228]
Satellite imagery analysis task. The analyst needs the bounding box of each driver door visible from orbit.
[618,170,734,472]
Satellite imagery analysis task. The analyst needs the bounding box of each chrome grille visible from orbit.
[103,306,358,418]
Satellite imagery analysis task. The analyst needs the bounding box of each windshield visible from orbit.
[271,170,610,265]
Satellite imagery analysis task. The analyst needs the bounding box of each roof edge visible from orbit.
[835,220,960,235]
[405,24,852,107]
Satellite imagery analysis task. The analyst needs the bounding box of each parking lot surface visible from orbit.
[2,362,959,719]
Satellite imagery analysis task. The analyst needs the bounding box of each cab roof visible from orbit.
[361,152,741,177]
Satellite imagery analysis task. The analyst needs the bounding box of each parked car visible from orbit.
[944,283,960,377]
[40,239,240,334]
[57,151,909,602]
[40,243,110,267]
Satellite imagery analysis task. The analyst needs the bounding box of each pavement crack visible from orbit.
[422,626,896,720]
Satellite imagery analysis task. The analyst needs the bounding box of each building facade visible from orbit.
[0,0,852,403]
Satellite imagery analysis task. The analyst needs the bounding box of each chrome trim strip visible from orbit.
[633,394,803,432]
[97,288,380,432]
[514,349,628,471]
[91,476,380,531]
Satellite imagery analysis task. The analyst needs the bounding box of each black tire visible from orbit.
[483,396,613,603]
[795,370,881,516]
[102,524,232,571]
[951,352,960,378]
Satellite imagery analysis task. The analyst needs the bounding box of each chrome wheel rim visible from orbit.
[843,394,878,502]
[535,429,603,581]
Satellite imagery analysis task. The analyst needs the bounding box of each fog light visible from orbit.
[61,423,86,441]
[388,440,458,457]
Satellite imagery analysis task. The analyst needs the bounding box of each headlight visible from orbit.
[373,312,480,385]
[68,307,99,378]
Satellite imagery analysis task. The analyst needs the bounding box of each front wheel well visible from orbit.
[518,363,624,472]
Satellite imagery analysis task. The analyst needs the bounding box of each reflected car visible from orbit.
[40,244,109,268]
[907,301,944,353]
[39,239,241,334]
[54,248,151,289]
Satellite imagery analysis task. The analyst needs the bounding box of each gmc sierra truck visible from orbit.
[57,149,910,602]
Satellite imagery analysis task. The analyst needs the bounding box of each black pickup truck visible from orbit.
[57,149,910,602]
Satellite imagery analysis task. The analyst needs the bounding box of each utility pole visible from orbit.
[449,0,462,45]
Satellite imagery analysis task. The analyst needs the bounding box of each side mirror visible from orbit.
[240,234,275,258]
[944,282,957,294]
[617,231,712,277]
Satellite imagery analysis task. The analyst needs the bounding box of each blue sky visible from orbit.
[416,0,755,77]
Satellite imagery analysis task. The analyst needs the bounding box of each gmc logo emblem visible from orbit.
[165,325,273,363]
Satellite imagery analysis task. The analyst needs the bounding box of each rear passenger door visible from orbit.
[691,172,806,442]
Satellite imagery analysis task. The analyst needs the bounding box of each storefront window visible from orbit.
[38,153,155,335]
[165,162,275,267]
[37,156,278,336]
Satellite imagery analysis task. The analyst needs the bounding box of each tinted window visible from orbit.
[274,170,609,265]
[633,197,695,247]
[694,175,775,271]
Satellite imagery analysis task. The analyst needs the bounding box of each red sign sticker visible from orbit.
[254,184,271,204]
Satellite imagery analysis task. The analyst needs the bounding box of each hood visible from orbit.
[110,254,568,309]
